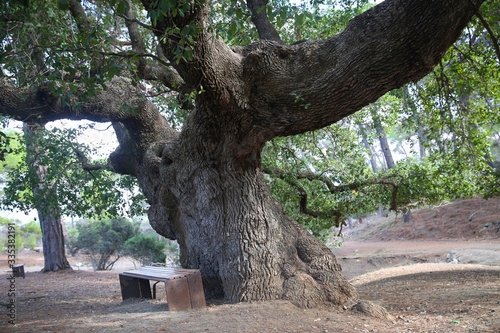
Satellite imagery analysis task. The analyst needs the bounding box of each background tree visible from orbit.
[23,122,72,271]
[1,121,147,271]
[0,0,492,309]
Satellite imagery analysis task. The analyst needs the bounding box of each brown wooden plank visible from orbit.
[187,271,206,309]
[165,277,192,311]
[142,266,200,276]
[122,270,187,278]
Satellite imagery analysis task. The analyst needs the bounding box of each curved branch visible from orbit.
[242,0,485,139]
[74,149,109,172]
[139,0,242,101]
[263,165,399,211]
[122,1,186,91]
[97,50,173,67]
[68,0,92,33]
[0,76,178,159]
[117,13,160,33]
[69,0,185,92]
[68,0,108,77]
[274,171,344,227]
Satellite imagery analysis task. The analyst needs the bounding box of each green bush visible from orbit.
[25,234,38,250]
[0,217,42,252]
[124,234,167,266]
[70,217,140,271]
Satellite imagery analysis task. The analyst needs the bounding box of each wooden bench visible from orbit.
[119,266,206,311]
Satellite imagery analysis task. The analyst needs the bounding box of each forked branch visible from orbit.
[263,165,399,212]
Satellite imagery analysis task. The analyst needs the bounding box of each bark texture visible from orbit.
[0,0,486,306]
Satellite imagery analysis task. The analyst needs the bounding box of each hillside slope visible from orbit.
[347,196,500,241]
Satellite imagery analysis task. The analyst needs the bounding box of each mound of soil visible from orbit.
[348,196,500,241]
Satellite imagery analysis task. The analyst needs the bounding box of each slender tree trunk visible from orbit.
[370,108,413,222]
[371,109,395,170]
[403,86,427,159]
[416,122,427,159]
[358,123,378,173]
[23,122,71,272]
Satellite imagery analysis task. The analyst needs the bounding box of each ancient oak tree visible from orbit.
[0,0,485,306]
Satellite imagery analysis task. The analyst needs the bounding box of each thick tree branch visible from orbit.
[139,0,243,104]
[68,0,92,33]
[122,1,186,91]
[0,77,178,155]
[241,0,486,140]
[268,168,344,227]
[246,0,283,43]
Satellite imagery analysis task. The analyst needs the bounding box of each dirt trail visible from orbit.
[335,239,500,279]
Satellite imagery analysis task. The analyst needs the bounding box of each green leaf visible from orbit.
[57,0,69,10]
[116,1,130,15]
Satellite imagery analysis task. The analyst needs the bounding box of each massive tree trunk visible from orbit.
[23,123,71,272]
[140,133,356,305]
[0,0,485,306]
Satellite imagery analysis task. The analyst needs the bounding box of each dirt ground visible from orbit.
[1,196,499,332]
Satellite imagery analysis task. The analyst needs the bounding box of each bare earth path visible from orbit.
[1,196,499,332]
[335,239,500,279]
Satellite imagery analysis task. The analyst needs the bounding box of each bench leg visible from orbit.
[187,271,206,309]
[119,274,152,300]
[165,277,192,311]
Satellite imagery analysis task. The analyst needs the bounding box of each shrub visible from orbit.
[124,234,167,266]
[71,217,139,271]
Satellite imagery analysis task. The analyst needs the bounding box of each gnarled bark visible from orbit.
[140,133,356,306]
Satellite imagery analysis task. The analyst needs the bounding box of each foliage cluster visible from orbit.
[68,216,172,270]
[0,216,42,252]
[0,123,146,220]
[260,0,500,239]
